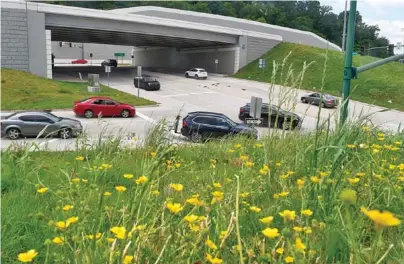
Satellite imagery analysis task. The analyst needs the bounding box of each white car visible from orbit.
[184,68,208,79]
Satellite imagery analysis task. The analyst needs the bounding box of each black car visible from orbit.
[101,59,118,67]
[133,75,160,91]
[180,111,258,142]
[239,103,302,130]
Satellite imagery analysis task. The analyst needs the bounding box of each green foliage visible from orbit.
[1,125,403,263]
[234,43,404,111]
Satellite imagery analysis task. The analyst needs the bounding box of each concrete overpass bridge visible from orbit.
[1,0,341,79]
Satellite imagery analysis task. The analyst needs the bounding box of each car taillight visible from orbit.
[328,100,332,103]
[183,120,187,127]
[240,108,244,113]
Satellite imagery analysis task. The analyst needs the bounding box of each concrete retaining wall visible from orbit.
[1,8,29,71]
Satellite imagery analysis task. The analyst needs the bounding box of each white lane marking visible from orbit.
[136,112,157,125]
[161,91,218,98]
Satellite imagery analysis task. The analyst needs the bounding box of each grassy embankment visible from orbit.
[1,123,403,263]
[234,43,404,111]
[0,68,157,110]
[1,49,403,264]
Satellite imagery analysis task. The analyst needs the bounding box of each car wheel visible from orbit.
[321,102,326,108]
[190,131,202,143]
[185,73,189,78]
[59,128,72,139]
[195,74,199,79]
[203,77,207,80]
[302,98,308,103]
[6,128,20,140]
[121,109,130,118]
[84,110,94,118]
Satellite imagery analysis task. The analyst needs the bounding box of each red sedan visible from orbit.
[73,97,136,118]
[72,59,88,64]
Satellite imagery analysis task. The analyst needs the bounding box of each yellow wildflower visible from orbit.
[228,148,235,153]
[123,255,133,264]
[262,227,279,239]
[37,187,48,194]
[135,176,148,185]
[55,221,70,231]
[296,237,306,251]
[279,192,289,197]
[211,191,224,204]
[166,202,183,214]
[17,249,38,263]
[302,209,313,216]
[279,210,296,221]
[205,239,218,250]
[189,224,200,232]
[276,162,282,167]
[104,191,112,196]
[115,186,127,192]
[346,144,356,149]
[276,247,284,254]
[361,207,401,227]
[186,197,204,206]
[107,238,115,243]
[297,179,305,189]
[285,256,294,263]
[150,151,157,157]
[249,206,261,213]
[123,173,134,179]
[240,192,249,198]
[62,205,74,211]
[152,190,160,196]
[240,155,249,161]
[206,253,223,264]
[75,156,84,161]
[66,216,78,224]
[170,183,184,192]
[52,237,64,245]
[175,163,181,168]
[259,216,274,225]
[213,182,222,188]
[110,226,126,239]
[311,176,320,183]
[245,161,254,167]
[183,214,199,224]
[219,231,228,240]
[348,178,360,184]
[293,226,303,232]
[356,172,365,177]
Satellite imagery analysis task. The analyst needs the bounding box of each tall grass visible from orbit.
[1,50,403,264]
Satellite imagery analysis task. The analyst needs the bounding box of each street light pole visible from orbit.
[341,0,357,125]
[341,0,348,52]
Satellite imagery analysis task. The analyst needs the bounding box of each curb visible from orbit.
[0,104,160,113]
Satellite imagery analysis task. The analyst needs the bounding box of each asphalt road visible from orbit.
[2,67,403,151]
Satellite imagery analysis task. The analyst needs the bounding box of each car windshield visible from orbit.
[323,94,334,99]
[144,77,156,82]
[45,112,62,121]
[224,117,237,126]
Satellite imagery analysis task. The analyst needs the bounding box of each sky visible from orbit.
[324,0,404,53]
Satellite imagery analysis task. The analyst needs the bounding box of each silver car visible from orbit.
[1,111,83,140]
[301,93,339,108]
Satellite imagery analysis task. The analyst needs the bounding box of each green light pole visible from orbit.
[341,0,357,124]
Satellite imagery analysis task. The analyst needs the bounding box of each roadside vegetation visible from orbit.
[1,121,403,263]
[2,47,403,264]
[0,68,157,111]
[234,43,404,111]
